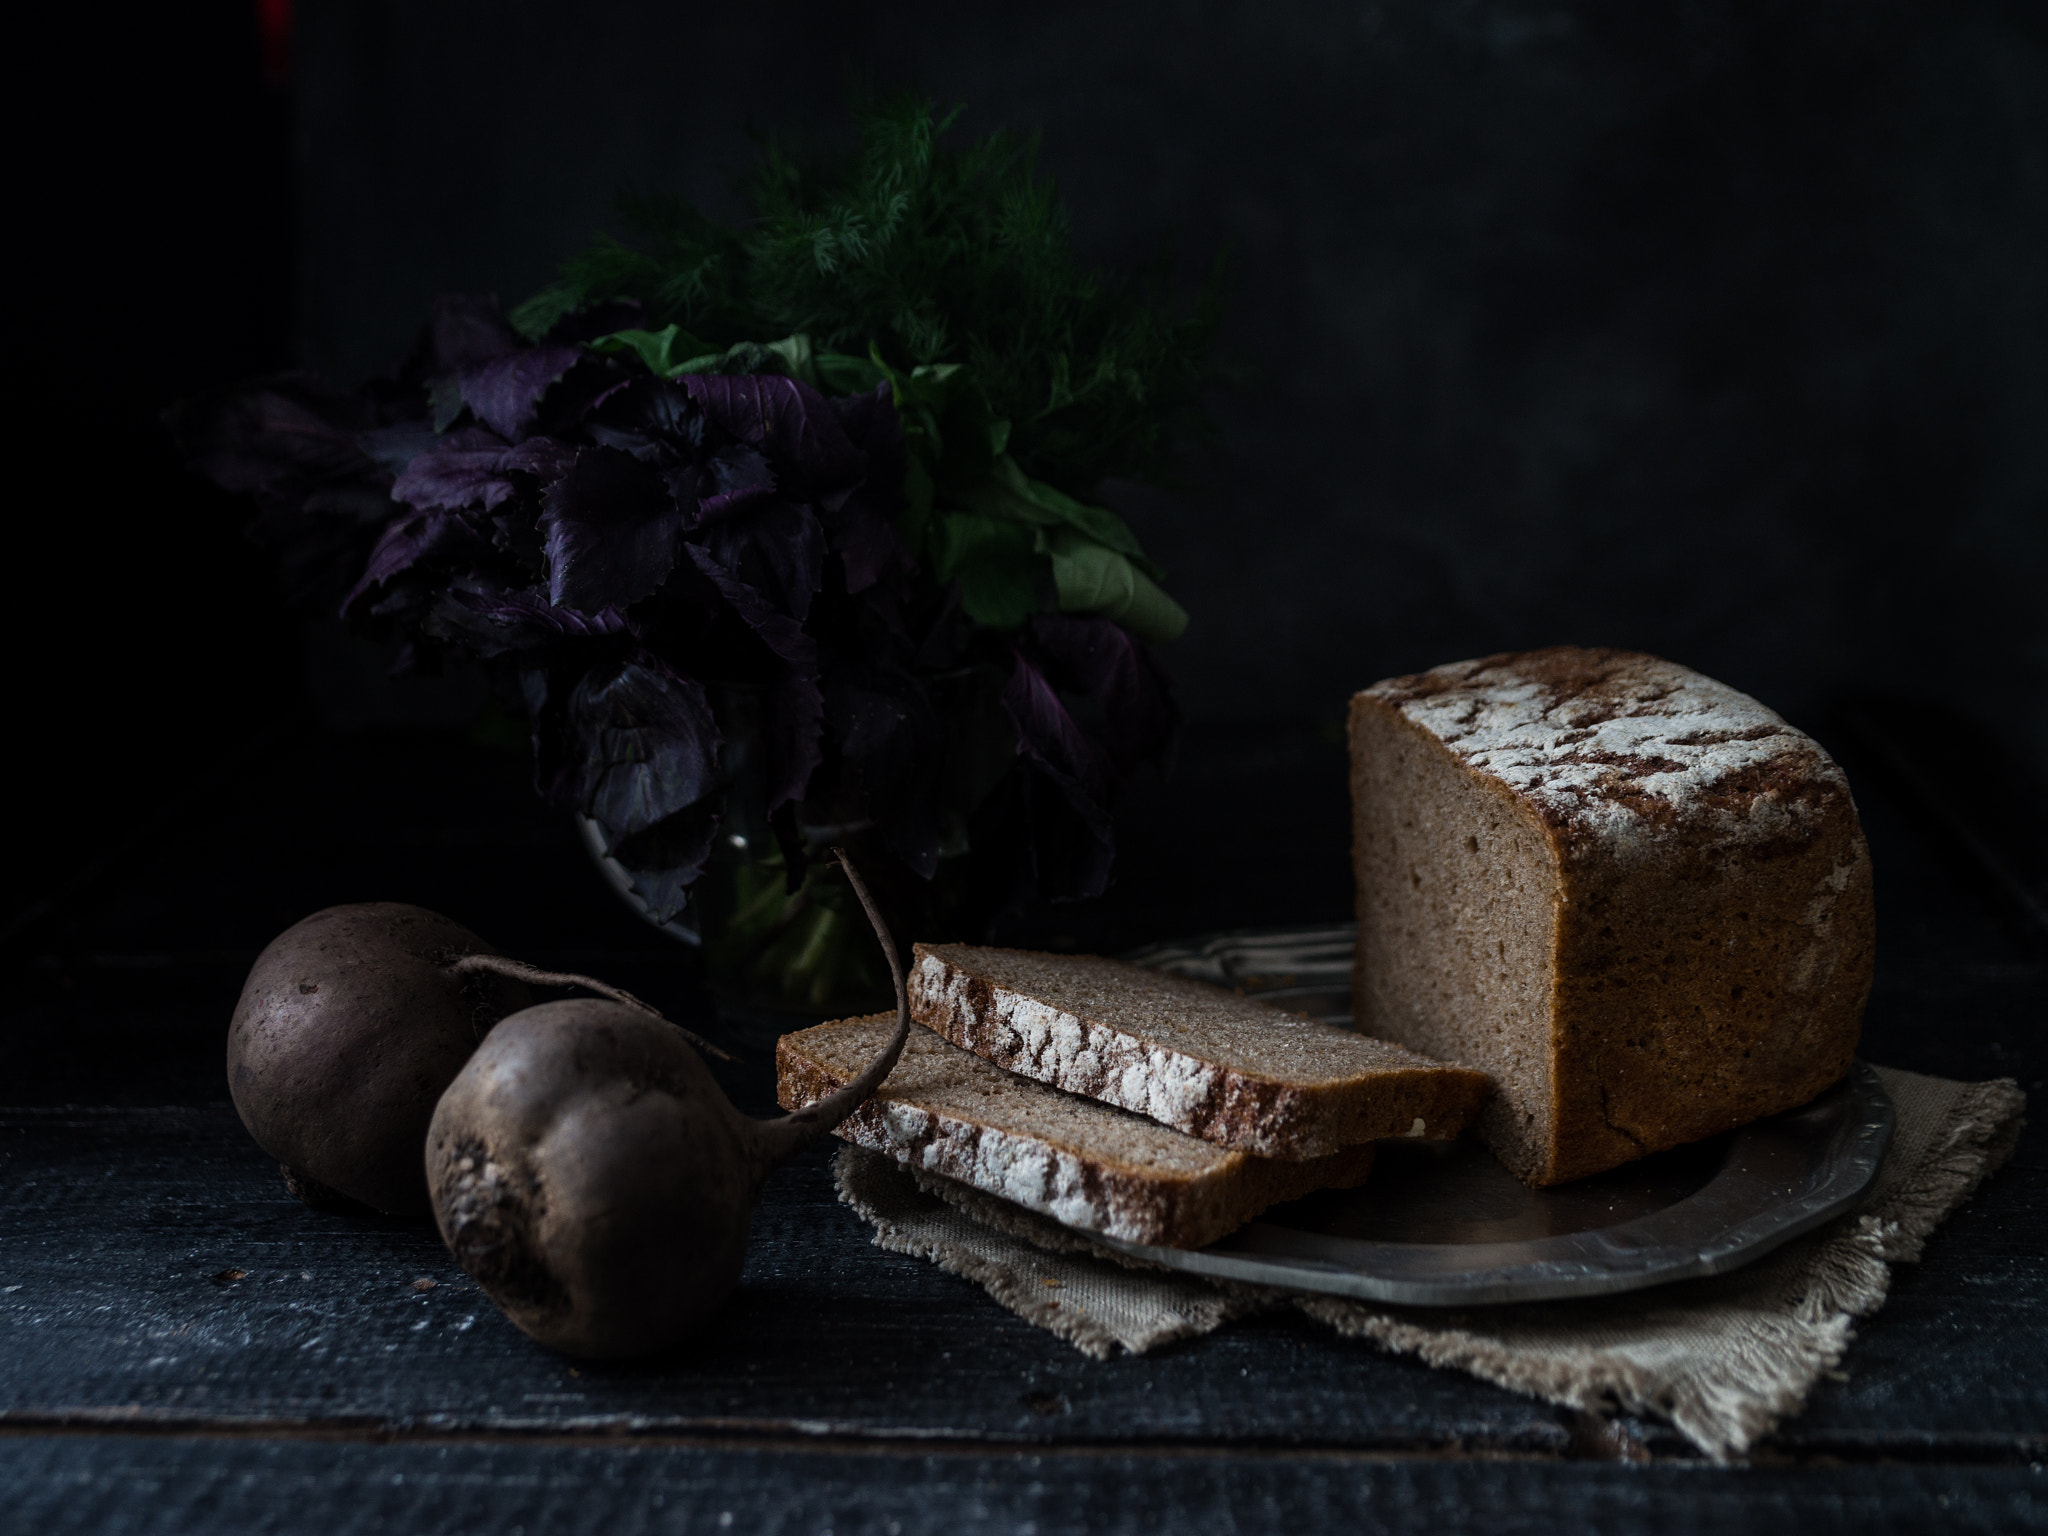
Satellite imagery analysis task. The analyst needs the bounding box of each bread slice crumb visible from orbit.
[778,1017,1376,1249]
[909,944,1491,1159]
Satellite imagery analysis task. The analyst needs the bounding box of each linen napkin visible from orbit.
[833,1064,2025,1459]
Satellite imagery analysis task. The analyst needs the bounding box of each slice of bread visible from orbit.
[908,944,1491,1159]
[1351,647,1874,1186]
[777,1016,1376,1249]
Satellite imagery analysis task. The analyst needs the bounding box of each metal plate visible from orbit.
[1103,924,1895,1306]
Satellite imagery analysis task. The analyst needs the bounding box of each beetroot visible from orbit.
[230,902,725,1216]
[425,851,911,1357]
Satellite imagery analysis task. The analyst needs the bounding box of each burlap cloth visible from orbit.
[833,1064,2025,1459]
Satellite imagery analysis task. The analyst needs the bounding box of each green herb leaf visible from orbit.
[761,333,818,387]
[1037,527,1188,644]
[508,284,584,344]
[975,456,1158,575]
[815,350,889,396]
[929,511,1049,630]
[529,93,1223,491]
[587,325,718,377]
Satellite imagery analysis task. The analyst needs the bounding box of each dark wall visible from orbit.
[294,0,2048,769]
[6,5,300,921]
[292,0,2048,770]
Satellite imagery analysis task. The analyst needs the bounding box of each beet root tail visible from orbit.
[447,954,734,1062]
[747,847,911,1172]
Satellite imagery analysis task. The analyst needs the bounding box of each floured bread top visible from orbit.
[915,944,1460,1086]
[910,943,1490,1157]
[1361,647,1853,859]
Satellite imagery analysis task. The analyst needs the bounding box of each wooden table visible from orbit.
[3,723,2042,1533]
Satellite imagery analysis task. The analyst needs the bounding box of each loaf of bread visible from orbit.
[1350,647,1874,1186]
[777,1015,1376,1248]
[908,944,1490,1158]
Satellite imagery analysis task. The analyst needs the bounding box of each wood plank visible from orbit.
[2,1433,2042,1536]
[0,1106,1569,1452]
[1,1101,2042,1455]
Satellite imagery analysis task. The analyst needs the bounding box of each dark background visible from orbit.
[10,0,2046,935]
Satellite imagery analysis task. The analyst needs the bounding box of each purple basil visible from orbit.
[429,294,521,371]
[610,799,724,923]
[394,427,575,513]
[685,544,824,814]
[541,446,689,613]
[180,380,386,505]
[459,345,588,441]
[1002,646,1113,811]
[570,653,723,841]
[819,493,909,594]
[1023,614,1178,779]
[686,374,866,499]
[343,509,488,618]
[423,576,627,657]
[700,499,826,622]
[181,293,1180,927]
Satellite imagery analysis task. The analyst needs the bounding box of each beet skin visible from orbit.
[425,848,911,1358]
[426,1000,763,1357]
[228,903,529,1215]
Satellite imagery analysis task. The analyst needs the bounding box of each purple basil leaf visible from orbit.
[490,503,547,576]
[368,585,430,620]
[1024,614,1179,778]
[830,382,906,515]
[394,426,575,512]
[819,492,910,594]
[179,379,385,504]
[682,544,816,670]
[609,797,723,923]
[588,375,704,458]
[686,373,865,498]
[700,500,826,622]
[698,443,776,521]
[911,581,974,671]
[569,653,722,841]
[685,544,823,811]
[1002,646,1111,806]
[429,375,468,433]
[999,647,1130,909]
[359,420,440,480]
[458,345,586,441]
[430,294,520,371]
[522,667,578,809]
[584,381,710,529]
[1001,645,1118,899]
[424,576,627,657]
[540,446,689,613]
[171,378,429,610]
[342,509,487,617]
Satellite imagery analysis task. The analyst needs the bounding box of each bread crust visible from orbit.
[908,944,1490,1159]
[778,1017,1376,1248]
[1351,647,1874,1186]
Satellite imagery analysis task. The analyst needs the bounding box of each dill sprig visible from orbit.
[513,93,1224,493]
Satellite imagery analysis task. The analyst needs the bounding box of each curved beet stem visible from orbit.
[447,954,735,1062]
[747,847,912,1171]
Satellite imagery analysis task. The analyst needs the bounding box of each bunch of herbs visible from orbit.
[181,95,1218,1011]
